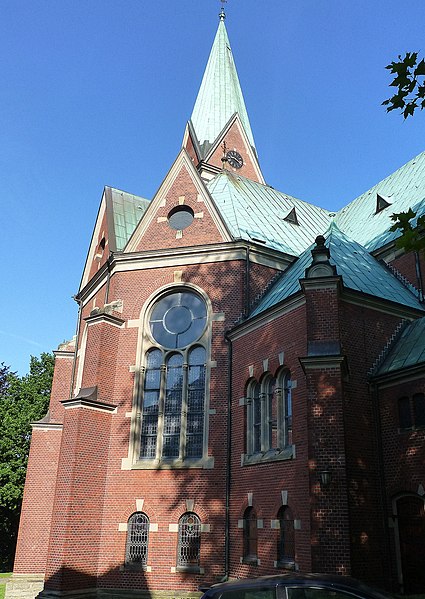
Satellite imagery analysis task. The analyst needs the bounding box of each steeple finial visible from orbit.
[219,0,227,20]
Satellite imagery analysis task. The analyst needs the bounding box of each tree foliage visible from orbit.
[382,52,425,118]
[390,209,425,255]
[0,353,54,571]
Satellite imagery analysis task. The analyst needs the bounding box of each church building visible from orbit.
[7,7,425,599]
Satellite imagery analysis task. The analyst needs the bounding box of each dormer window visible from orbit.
[283,207,299,225]
[376,193,392,214]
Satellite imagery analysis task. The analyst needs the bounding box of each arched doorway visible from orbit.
[395,494,425,593]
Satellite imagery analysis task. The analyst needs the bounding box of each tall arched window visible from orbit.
[138,289,209,464]
[246,370,292,458]
[276,506,295,567]
[125,512,150,568]
[243,506,258,563]
[177,512,201,570]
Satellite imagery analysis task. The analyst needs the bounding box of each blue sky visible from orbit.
[1,0,424,375]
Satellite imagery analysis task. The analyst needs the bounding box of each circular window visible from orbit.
[149,291,207,348]
[168,206,194,230]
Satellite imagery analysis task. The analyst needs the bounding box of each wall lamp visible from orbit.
[319,469,332,488]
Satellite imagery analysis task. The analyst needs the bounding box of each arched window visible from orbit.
[138,289,208,464]
[277,506,295,567]
[243,506,258,563]
[398,396,412,430]
[246,371,292,458]
[177,512,201,569]
[265,376,277,449]
[413,393,425,428]
[246,380,261,454]
[398,393,425,431]
[125,512,149,567]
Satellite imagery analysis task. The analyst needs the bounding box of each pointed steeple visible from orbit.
[190,14,256,157]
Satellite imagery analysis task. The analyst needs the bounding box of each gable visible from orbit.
[204,116,264,184]
[80,191,109,291]
[125,150,232,253]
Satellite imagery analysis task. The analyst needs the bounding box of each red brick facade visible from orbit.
[9,17,425,599]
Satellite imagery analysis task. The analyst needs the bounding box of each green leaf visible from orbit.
[414,58,425,76]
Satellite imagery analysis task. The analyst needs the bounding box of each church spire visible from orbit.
[189,9,256,157]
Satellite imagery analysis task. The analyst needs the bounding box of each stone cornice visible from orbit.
[31,422,63,430]
[300,276,343,293]
[299,355,349,381]
[76,241,295,305]
[84,311,125,328]
[61,397,118,413]
[53,350,75,359]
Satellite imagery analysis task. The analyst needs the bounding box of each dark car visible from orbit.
[200,574,393,599]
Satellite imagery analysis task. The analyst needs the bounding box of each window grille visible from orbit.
[125,512,149,567]
[177,512,201,568]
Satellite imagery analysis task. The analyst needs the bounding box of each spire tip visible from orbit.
[219,0,227,20]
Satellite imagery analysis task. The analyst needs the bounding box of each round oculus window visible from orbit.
[149,291,207,348]
[167,206,194,230]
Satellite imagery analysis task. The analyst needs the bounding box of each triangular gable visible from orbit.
[79,187,149,292]
[79,189,109,292]
[182,121,202,165]
[203,113,265,184]
[125,149,233,253]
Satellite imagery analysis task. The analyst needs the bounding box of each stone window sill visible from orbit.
[242,557,259,566]
[242,445,295,466]
[176,565,203,574]
[130,456,215,470]
[275,559,296,570]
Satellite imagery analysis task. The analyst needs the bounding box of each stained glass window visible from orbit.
[125,512,149,567]
[149,291,207,349]
[139,290,208,463]
[177,512,201,568]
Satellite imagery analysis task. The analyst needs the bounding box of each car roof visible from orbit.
[202,574,392,599]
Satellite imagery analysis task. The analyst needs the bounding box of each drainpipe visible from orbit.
[245,246,250,317]
[224,331,233,581]
[370,381,393,588]
[414,251,424,302]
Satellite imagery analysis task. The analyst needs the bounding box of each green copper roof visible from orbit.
[374,317,425,376]
[207,171,332,254]
[250,224,424,317]
[335,150,425,252]
[109,188,149,251]
[190,18,256,154]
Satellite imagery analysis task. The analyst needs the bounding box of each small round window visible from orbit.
[149,291,207,348]
[168,206,194,230]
